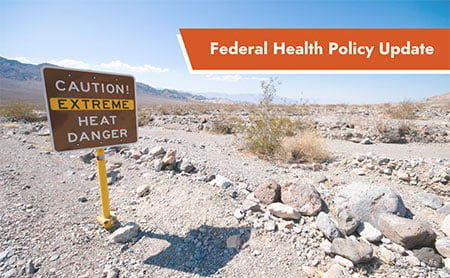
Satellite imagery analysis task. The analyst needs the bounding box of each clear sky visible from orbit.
[1,0,449,104]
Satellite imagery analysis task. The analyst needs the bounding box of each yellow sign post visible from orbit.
[95,148,116,229]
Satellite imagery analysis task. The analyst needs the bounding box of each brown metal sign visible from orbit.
[42,67,137,152]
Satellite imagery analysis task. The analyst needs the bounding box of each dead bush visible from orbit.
[0,103,41,122]
[386,100,418,120]
[279,130,330,163]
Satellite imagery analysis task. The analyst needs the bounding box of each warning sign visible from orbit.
[42,67,137,152]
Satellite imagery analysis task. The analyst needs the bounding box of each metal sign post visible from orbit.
[95,148,116,229]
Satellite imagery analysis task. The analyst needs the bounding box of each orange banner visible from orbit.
[178,28,450,72]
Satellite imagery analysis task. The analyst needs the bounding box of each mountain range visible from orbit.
[0,56,207,105]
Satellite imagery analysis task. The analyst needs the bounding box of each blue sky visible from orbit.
[1,0,449,104]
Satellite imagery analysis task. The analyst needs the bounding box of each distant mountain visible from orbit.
[200,92,303,105]
[0,56,206,104]
[423,92,450,104]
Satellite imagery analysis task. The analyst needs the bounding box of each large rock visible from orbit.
[377,213,436,249]
[316,212,343,241]
[211,175,234,189]
[281,182,323,216]
[436,239,450,258]
[162,148,176,167]
[254,179,281,205]
[331,237,373,264]
[337,209,360,236]
[413,192,443,210]
[335,182,407,228]
[109,222,140,243]
[413,247,443,268]
[267,202,301,220]
[149,146,165,157]
[442,215,450,237]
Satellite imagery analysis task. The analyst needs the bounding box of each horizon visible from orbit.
[1,0,449,104]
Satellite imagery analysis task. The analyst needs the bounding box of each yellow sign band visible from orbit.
[50,98,134,111]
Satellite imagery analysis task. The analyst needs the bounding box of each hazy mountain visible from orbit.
[0,56,206,104]
[200,92,304,105]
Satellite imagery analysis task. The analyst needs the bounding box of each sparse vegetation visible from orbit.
[210,116,244,135]
[385,100,419,120]
[0,103,42,122]
[279,130,330,163]
[137,110,153,127]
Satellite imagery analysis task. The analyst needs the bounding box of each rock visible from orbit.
[436,238,450,258]
[320,240,333,254]
[107,170,120,185]
[211,175,234,189]
[360,138,373,145]
[377,213,436,249]
[301,265,317,277]
[264,220,276,231]
[377,246,396,264]
[335,182,407,229]
[445,258,450,269]
[437,204,450,215]
[281,182,323,216]
[136,184,150,197]
[337,209,360,235]
[383,168,393,175]
[381,130,406,144]
[162,148,177,167]
[331,237,373,264]
[104,266,119,278]
[396,170,410,182]
[241,199,260,212]
[267,202,301,220]
[78,196,87,202]
[406,255,421,266]
[442,215,450,237]
[334,255,354,269]
[25,259,37,274]
[413,247,443,268]
[254,179,281,205]
[109,222,140,243]
[234,209,245,220]
[149,146,165,157]
[226,235,242,249]
[65,170,75,177]
[0,248,11,262]
[179,160,195,173]
[79,151,95,164]
[129,149,142,159]
[316,212,343,241]
[323,264,350,278]
[3,269,16,278]
[153,159,163,172]
[356,222,383,243]
[413,192,443,209]
[352,168,366,176]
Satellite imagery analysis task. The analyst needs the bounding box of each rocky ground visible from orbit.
[1,103,450,278]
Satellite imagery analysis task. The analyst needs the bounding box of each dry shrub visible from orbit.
[0,103,41,122]
[280,130,330,163]
[210,116,244,134]
[386,100,418,120]
[137,110,153,127]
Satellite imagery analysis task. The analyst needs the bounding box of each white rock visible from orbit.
[445,258,450,269]
[436,238,450,258]
[320,240,333,254]
[149,146,165,157]
[377,246,396,264]
[136,184,150,197]
[234,209,245,220]
[267,202,301,220]
[396,170,410,181]
[323,264,350,278]
[211,175,234,189]
[357,222,383,243]
[442,215,450,237]
[352,168,366,176]
[406,255,421,266]
[109,222,140,243]
[334,255,354,269]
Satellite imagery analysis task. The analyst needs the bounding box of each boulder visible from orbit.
[435,238,450,258]
[377,213,436,249]
[316,212,343,241]
[442,215,450,237]
[267,202,301,220]
[335,182,407,228]
[281,182,323,216]
[331,237,373,264]
[356,222,383,243]
[413,247,443,268]
[413,192,443,210]
[254,179,281,205]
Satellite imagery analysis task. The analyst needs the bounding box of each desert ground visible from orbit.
[1,100,450,278]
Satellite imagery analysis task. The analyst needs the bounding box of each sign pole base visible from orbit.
[95,148,116,229]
